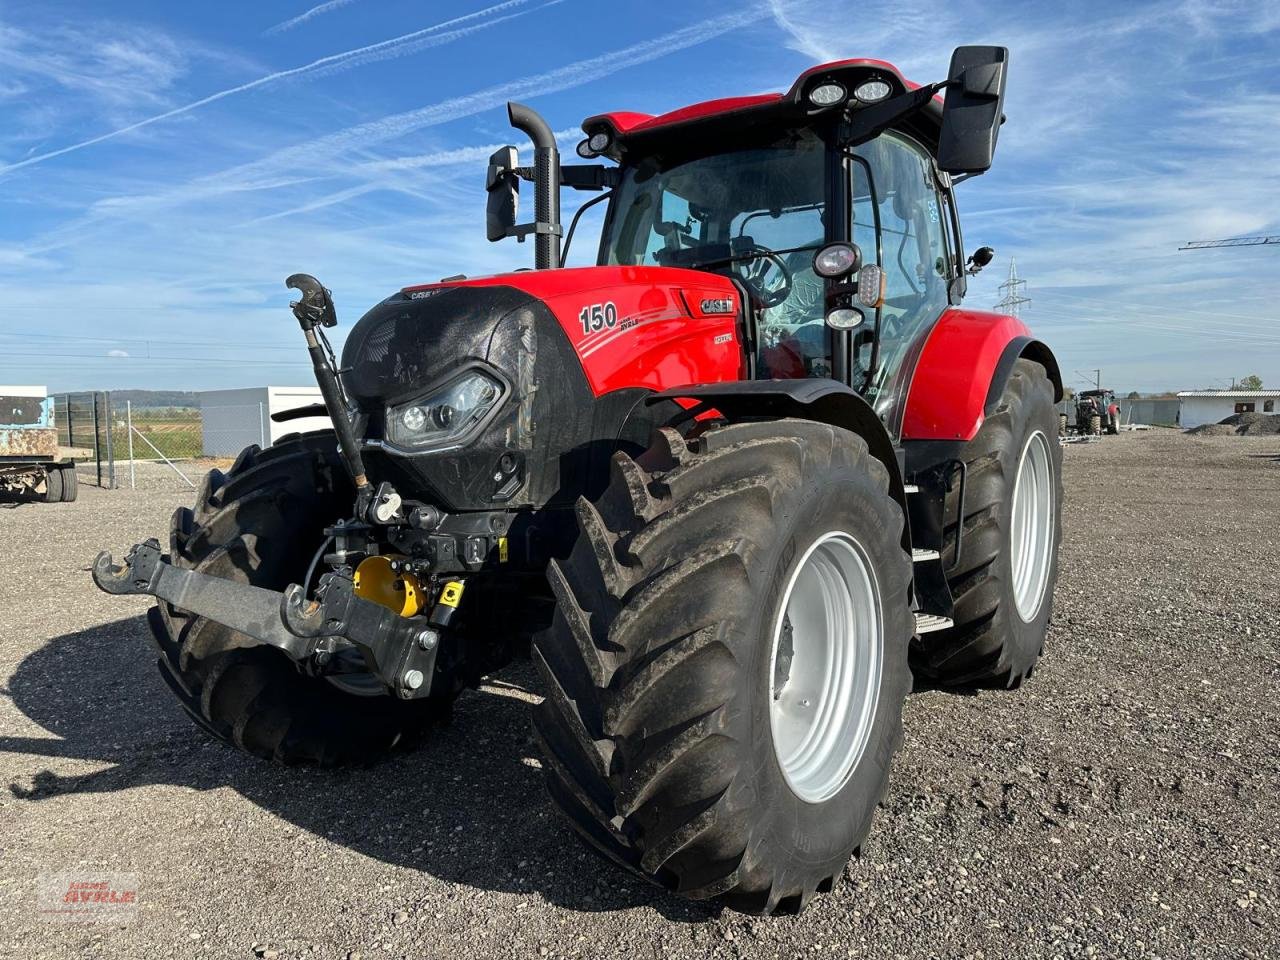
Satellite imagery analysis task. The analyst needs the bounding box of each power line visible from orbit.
[1027,303,1280,342]
[1027,311,1280,349]
[1074,368,1103,390]
[1035,290,1280,327]
[0,351,309,366]
[0,331,310,352]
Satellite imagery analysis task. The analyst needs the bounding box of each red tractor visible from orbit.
[95,46,1063,914]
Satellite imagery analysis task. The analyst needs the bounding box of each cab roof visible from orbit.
[581,59,942,155]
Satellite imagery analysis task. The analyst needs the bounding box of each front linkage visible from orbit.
[92,539,443,699]
[93,272,450,701]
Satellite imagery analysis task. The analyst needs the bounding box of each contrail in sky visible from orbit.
[265,0,360,35]
[0,0,539,177]
[244,5,766,177]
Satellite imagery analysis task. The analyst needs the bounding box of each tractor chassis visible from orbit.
[92,539,441,699]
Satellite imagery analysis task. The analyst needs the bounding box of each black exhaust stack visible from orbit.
[507,101,561,270]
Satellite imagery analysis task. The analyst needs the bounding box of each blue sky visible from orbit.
[1,0,1277,393]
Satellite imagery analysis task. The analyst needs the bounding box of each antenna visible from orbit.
[995,258,1031,317]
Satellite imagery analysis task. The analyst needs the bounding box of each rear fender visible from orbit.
[645,380,909,548]
[986,336,1064,411]
[902,308,1062,442]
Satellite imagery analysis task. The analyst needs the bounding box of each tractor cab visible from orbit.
[487,49,1009,435]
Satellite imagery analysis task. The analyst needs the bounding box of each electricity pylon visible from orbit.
[995,258,1031,317]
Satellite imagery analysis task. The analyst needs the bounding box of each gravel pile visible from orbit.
[1189,412,1280,436]
[1,431,1276,958]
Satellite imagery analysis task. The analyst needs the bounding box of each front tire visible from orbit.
[151,431,452,765]
[916,359,1063,688]
[532,420,913,914]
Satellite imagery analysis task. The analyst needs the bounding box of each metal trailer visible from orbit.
[1,386,83,502]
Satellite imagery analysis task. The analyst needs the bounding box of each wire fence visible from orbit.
[53,392,115,488]
[123,406,204,462]
[121,402,269,490]
[49,393,272,491]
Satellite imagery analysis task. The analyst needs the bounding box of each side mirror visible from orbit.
[486,146,519,242]
[937,46,1008,175]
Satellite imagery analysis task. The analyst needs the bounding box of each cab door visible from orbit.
[848,131,954,437]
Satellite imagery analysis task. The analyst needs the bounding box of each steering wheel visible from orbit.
[733,245,792,309]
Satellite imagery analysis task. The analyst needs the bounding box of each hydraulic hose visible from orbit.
[285,274,369,491]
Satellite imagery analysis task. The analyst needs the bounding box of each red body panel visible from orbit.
[583,58,930,139]
[403,266,745,397]
[902,308,1030,442]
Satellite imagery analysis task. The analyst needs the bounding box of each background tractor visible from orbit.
[1075,388,1120,435]
[94,46,1063,914]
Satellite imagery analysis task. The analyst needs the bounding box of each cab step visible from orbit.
[914,612,954,634]
[911,547,940,562]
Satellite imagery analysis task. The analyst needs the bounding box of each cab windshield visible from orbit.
[597,127,953,426]
[600,130,833,377]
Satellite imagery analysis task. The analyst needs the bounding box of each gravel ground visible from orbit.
[1,430,1277,958]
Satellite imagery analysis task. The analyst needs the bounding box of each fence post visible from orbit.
[103,391,116,489]
[91,393,102,488]
[127,401,136,490]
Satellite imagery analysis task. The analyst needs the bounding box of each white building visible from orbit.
[200,386,333,457]
[1176,390,1280,429]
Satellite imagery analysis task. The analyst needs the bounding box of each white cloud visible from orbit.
[107,349,130,357]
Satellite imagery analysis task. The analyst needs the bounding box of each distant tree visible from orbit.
[1239,374,1264,390]
[1127,391,1141,399]
[1063,387,1075,400]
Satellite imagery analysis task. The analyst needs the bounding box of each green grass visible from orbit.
[116,413,204,461]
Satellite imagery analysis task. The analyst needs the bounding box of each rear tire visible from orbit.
[58,464,78,502]
[532,420,913,914]
[39,466,62,503]
[915,360,1063,688]
[151,431,452,765]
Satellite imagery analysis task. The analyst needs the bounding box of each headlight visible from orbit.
[385,369,504,450]
[813,242,861,278]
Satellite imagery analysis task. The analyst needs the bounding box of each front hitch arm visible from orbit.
[92,540,440,698]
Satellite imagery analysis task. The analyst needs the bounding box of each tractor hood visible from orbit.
[340,265,744,512]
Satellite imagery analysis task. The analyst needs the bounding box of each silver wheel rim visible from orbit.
[1011,430,1054,622]
[768,531,883,804]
